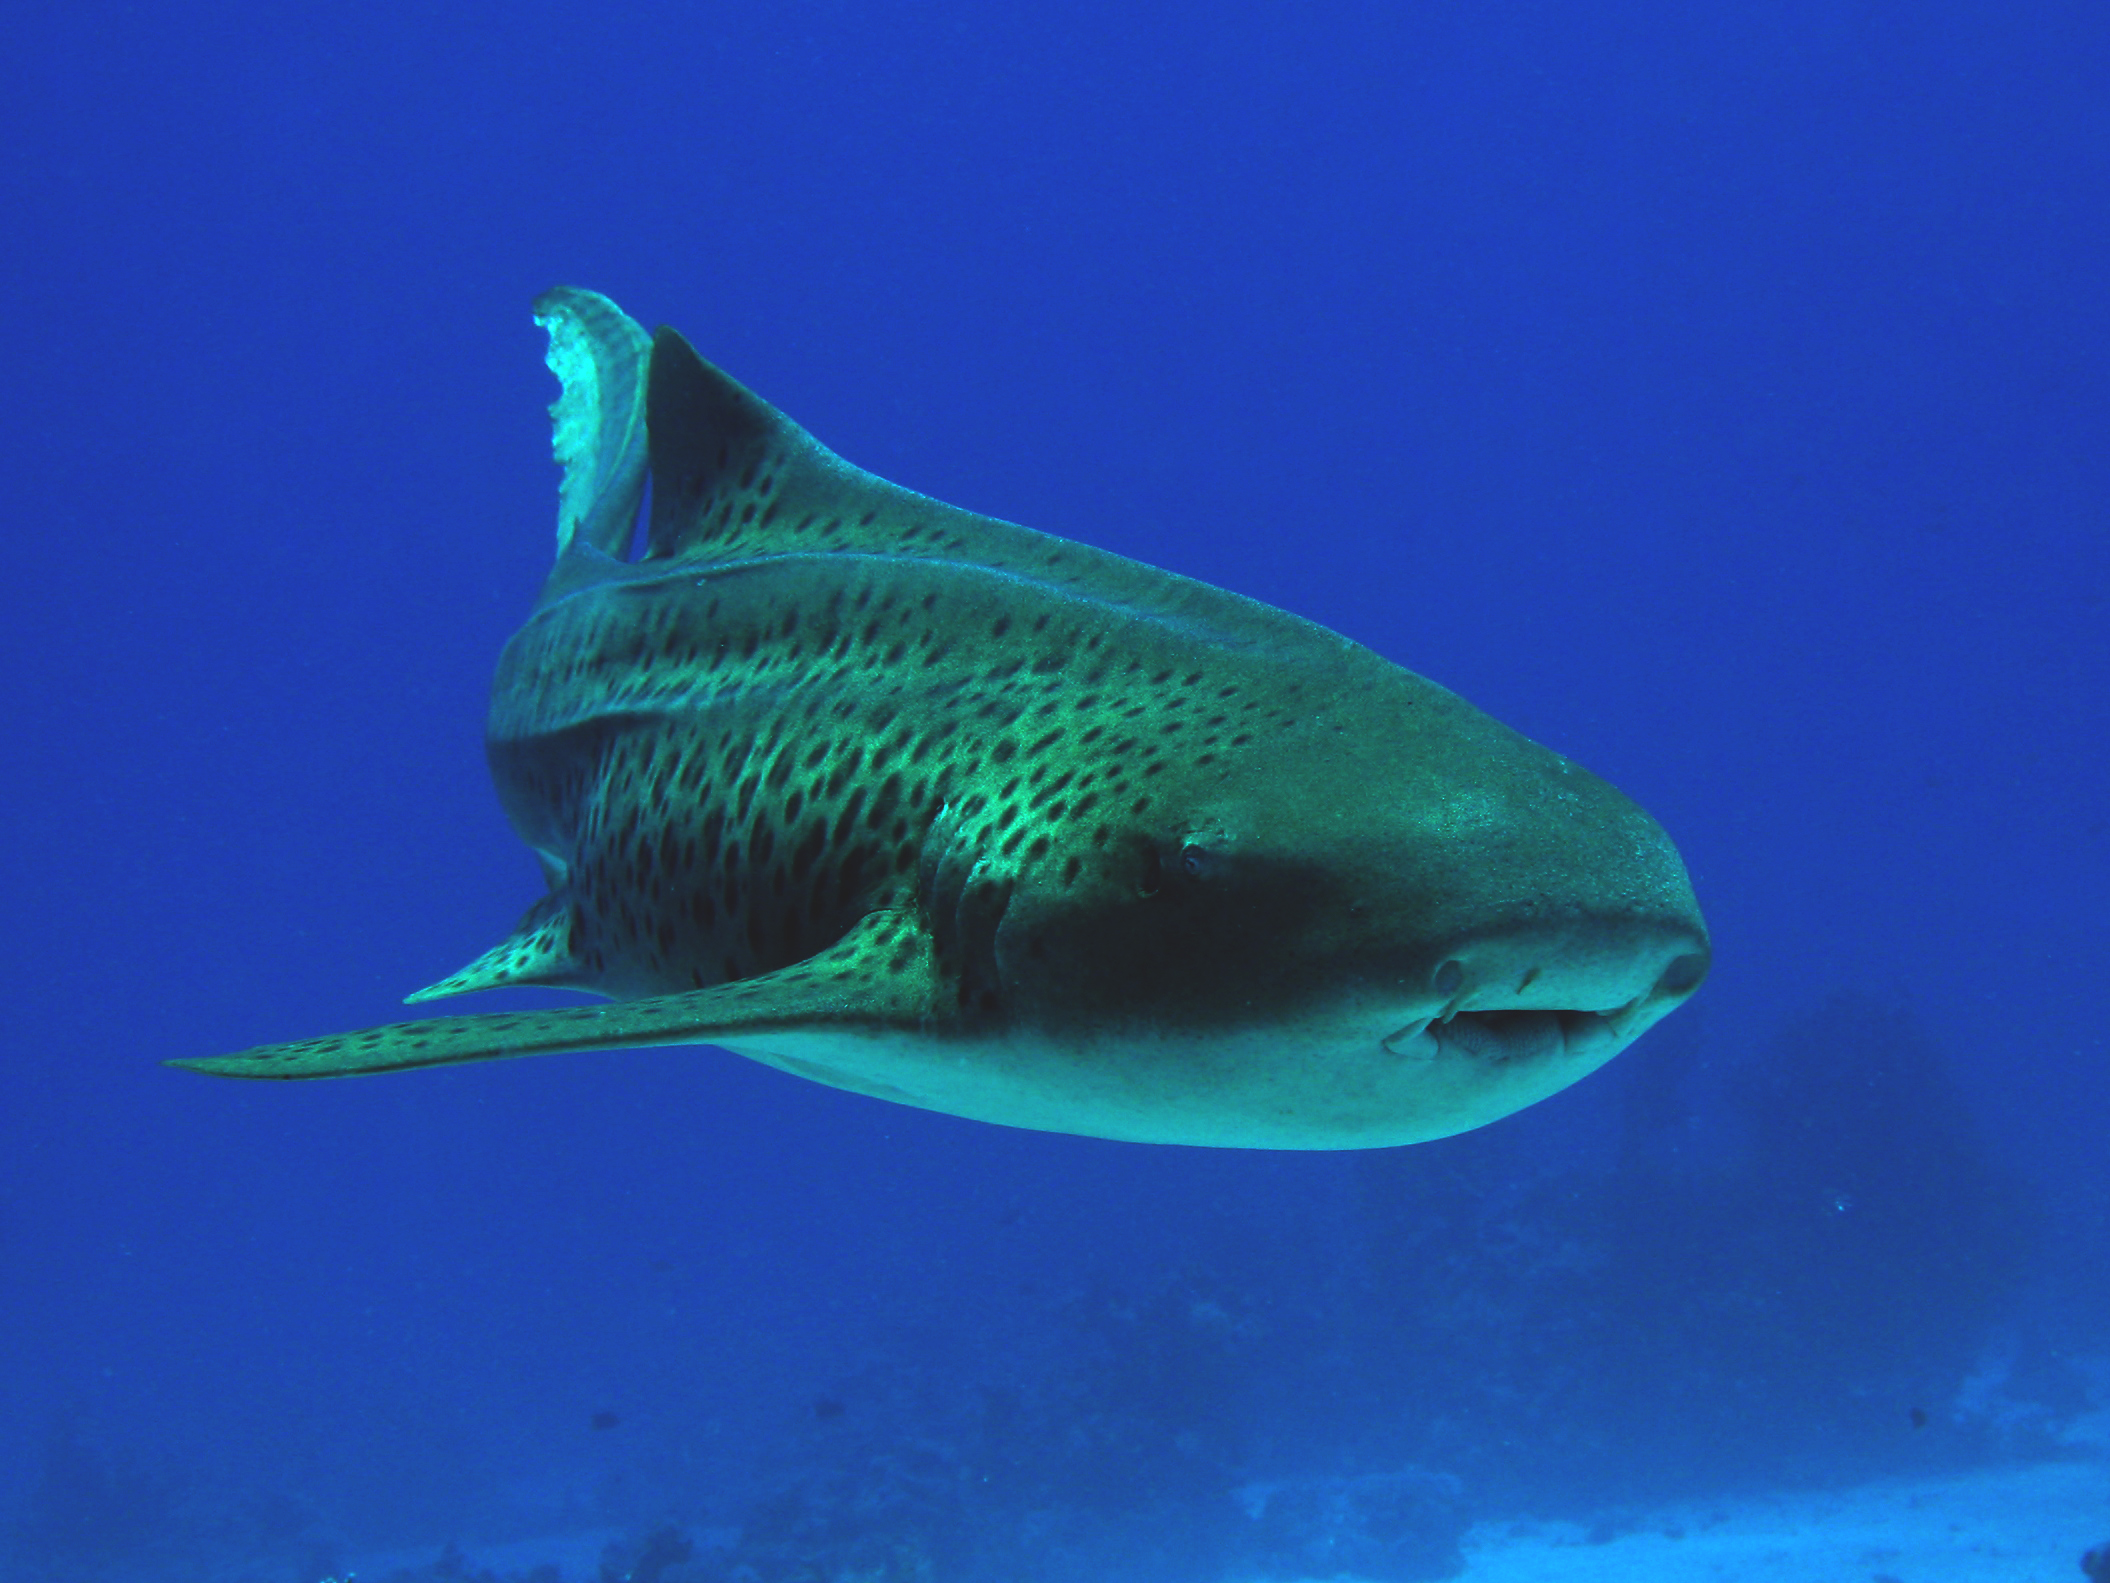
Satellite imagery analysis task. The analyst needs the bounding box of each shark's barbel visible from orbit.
[173,288,1709,1148]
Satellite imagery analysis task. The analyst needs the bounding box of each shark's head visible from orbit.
[987,648,1709,1147]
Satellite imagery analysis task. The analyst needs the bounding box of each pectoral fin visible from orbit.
[172,910,940,1081]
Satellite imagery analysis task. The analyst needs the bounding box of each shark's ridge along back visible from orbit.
[173,289,1709,1150]
[624,316,1326,660]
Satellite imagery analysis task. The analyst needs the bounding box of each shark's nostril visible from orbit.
[1432,959,1465,998]
[1657,952,1709,996]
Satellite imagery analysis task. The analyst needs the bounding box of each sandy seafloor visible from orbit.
[332,1459,2109,1583]
[1455,1462,2107,1583]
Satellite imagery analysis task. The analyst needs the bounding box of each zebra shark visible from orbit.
[173,288,1709,1148]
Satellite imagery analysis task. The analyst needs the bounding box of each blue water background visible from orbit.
[3,0,2105,1572]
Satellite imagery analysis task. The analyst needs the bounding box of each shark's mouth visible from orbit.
[1379,992,1680,1066]
[1380,945,1708,1066]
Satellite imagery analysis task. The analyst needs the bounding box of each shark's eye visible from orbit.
[1179,841,1215,879]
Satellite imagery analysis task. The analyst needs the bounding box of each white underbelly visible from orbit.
[718,1016,1627,1149]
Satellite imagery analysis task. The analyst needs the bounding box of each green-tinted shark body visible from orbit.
[174,289,1709,1148]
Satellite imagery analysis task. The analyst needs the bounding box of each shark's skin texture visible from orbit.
[174,289,1710,1149]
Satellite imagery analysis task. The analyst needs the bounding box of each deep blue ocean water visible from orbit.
[4,2,2106,1578]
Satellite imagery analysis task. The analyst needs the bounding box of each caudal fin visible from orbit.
[533,285,651,561]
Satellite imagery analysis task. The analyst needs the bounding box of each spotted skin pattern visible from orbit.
[496,553,1300,1010]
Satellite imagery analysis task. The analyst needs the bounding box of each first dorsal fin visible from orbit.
[573,298,1323,654]
[641,325,866,561]
[633,329,1155,591]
